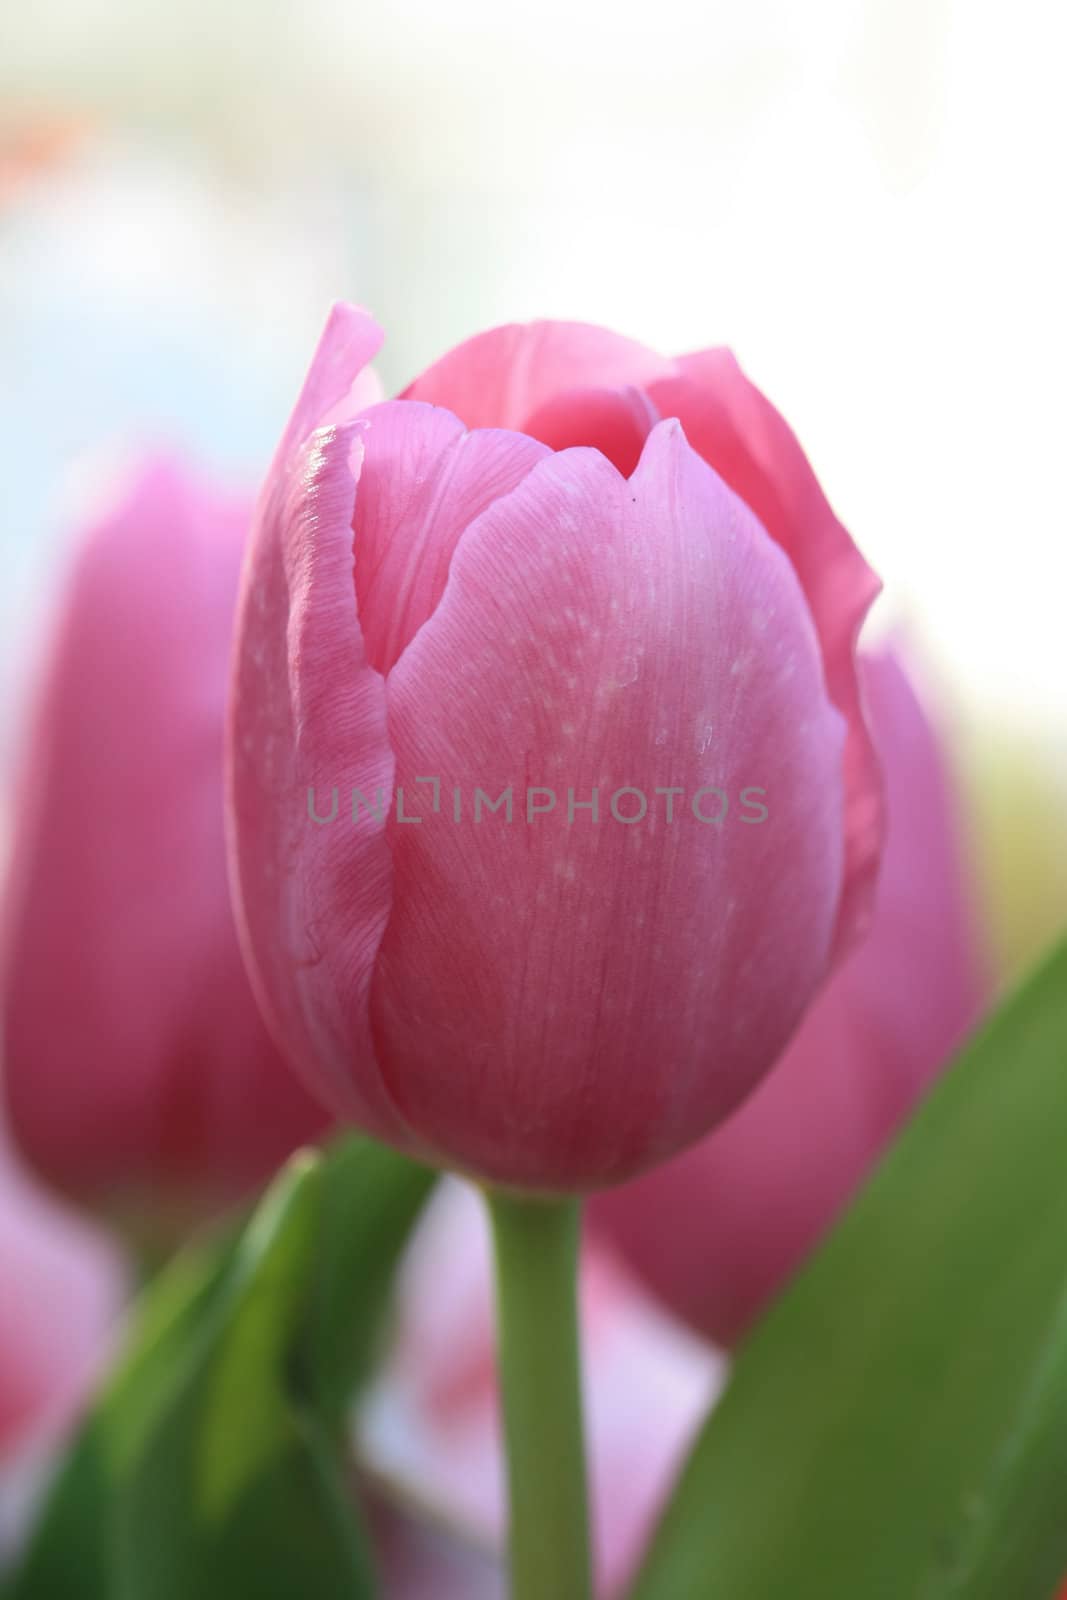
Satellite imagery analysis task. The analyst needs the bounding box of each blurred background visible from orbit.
[1,0,1064,975]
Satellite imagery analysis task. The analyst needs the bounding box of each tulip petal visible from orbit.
[521,384,660,477]
[370,420,847,1190]
[228,417,404,1138]
[402,321,672,430]
[834,648,986,1090]
[647,353,882,956]
[350,401,549,675]
[276,300,384,461]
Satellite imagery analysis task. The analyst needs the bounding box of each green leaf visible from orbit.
[110,1155,377,1600]
[2,1421,111,1600]
[632,934,1067,1600]
[4,1135,434,1600]
[300,1135,437,1420]
[4,1242,232,1600]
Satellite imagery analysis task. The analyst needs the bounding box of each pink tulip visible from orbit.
[227,303,882,1190]
[1,459,328,1219]
[592,648,987,1344]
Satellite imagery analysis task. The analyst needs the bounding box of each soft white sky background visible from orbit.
[1,0,1064,950]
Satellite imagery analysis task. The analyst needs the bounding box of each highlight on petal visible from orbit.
[275,300,385,462]
[368,420,847,1189]
[227,419,403,1139]
[402,321,672,431]
[647,351,882,956]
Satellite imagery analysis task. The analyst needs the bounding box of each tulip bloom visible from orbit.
[227,304,882,1191]
[1,460,328,1220]
[593,649,987,1343]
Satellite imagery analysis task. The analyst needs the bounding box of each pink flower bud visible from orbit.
[1,460,329,1221]
[226,305,883,1191]
[592,649,987,1342]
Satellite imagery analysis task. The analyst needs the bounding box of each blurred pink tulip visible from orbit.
[1,459,329,1223]
[359,1181,718,1598]
[592,648,987,1344]
[227,303,882,1190]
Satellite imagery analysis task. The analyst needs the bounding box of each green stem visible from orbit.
[486,1188,593,1600]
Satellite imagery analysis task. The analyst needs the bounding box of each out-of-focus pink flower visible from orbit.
[226,303,882,1191]
[0,1130,124,1558]
[359,1180,719,1598]
[592,648,987,1344]
[1,459,329,1222]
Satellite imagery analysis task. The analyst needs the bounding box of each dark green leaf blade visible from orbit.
[301,1135,436,1419]
[632,935,1067,1600]
[2,1421,111,1600]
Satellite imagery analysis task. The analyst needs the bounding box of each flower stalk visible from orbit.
[486,1187,593,1600]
